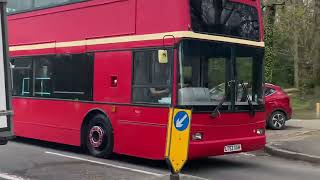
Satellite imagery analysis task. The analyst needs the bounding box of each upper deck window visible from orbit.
[7,0,85,14]
[190,0,260,41]
[7,1,33,13]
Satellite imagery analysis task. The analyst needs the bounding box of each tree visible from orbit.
[311,0,320,96]
[262,0,286,83]
[271,0,319,92]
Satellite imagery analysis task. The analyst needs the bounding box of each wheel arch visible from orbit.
[80,108,111,147]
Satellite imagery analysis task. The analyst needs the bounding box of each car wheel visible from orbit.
[268,111,287,130]
[84,114,113,158]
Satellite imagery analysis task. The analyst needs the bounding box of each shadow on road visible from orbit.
[184,157,258,172]
[12,137,260,173]
[12,137,167,169]
[13,137,82,153]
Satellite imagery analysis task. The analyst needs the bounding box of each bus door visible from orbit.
[0,0,13,145]
[93,49,173,159]
[120,49,173,159]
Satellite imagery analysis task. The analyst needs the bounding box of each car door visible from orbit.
[265,87,277,117]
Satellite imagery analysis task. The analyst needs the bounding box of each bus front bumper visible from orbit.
[188,135,266,159]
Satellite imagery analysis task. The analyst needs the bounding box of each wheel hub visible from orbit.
[272,113,285,128]
[89,126,105,148]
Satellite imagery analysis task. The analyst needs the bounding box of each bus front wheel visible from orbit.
[84,114,114,158]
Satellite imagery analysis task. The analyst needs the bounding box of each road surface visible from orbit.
[0,137,319,180]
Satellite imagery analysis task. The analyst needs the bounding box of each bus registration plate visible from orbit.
[224,144,242,153]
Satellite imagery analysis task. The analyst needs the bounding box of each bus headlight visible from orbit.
[256,129,265,135]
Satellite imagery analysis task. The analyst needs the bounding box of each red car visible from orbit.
[265,83,292,130]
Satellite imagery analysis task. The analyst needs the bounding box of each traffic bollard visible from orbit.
[170,173,180,180]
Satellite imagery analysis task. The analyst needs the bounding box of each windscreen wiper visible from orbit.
[239,81,255,116]
[210,96,226,118]
[210,80,234,118]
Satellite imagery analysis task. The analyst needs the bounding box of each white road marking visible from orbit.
[240,153,256,157]
[0,173,28,180]
[45,151,163,177]
[45,151,208,180]
[180,174,210,180]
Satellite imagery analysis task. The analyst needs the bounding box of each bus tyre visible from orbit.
[84,114,113,158]
[267,111,286,130]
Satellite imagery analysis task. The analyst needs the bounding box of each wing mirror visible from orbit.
[158,50,168,64]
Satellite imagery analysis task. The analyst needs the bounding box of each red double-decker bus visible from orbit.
[8,0,265,160]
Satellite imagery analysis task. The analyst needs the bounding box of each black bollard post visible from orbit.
[0,138,8,145]
[170,173,180,180]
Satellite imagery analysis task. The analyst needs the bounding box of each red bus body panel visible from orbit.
[13,98,170,160]
[94,51,132,103]
[9,0,265,160]
[189,113,266,159]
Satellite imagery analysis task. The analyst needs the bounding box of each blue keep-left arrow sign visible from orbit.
[174,111,190,131]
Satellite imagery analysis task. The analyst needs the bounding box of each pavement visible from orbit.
[266,119,320,163]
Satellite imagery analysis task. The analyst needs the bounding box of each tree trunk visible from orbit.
[264,4,276,83]
[293,28,299,88]
[292,0,300,88]
[313,0,320,96]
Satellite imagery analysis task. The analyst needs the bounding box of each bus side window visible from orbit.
[11,54,93,101]
[52,54,93,101]
[11,58,33,97]
[34,57,53,97]
[132,50,172,105]
[7,0,86,14]
[7,0,33,13]
[34,0,81,8]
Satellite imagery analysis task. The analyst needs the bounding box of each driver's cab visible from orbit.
[177,39,264,113]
